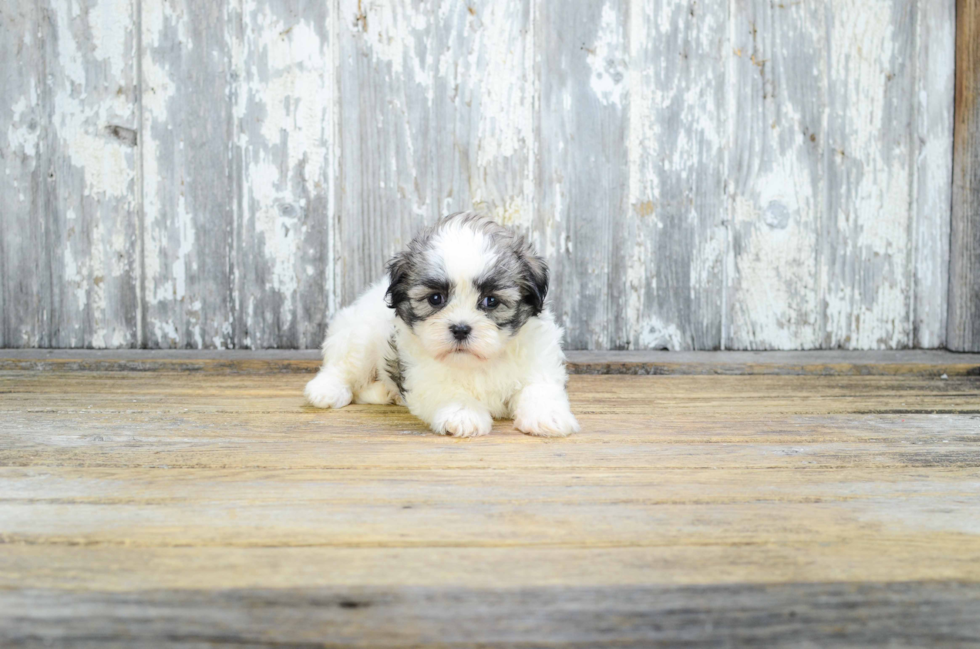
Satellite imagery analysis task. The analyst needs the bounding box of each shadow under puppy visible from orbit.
[305,211,579,438]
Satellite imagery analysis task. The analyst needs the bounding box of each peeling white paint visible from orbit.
[822,0,913,349]
[587,3,627,106]
[89,0,131,80]
[625,225,647,349]
[235,1,337,344]
[467,4,530,168]
[51,0,134,200]
[138,60,175,288]
[637,314,685,350]
[912,0,955,348]
[6,96,40,158]
[171,193,195,302]
[357,1,432,93]
[62,210,88,311]
[248,159,300,304]
[625,0,727,349]
[244,14,330,191]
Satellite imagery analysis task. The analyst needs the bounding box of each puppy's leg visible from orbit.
[404,384,493,438]
[512,382,580,437]
[353,380,398,405]
[305,280,391,409]
[431,401,493,438]
[510,315,579,437]
[305,370,353,409]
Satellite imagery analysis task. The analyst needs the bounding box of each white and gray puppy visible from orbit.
[305,211,579,438]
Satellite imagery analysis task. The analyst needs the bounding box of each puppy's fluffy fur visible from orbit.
[305,212,579,438]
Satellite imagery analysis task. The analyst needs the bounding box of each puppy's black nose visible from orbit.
[449,324,472,341]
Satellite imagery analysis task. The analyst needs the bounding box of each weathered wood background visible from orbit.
[0,0,960,350]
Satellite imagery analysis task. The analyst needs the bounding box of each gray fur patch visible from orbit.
[384,334,407,396]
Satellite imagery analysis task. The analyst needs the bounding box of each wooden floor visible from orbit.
[2,354,980,646]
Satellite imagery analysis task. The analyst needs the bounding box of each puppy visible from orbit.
[305,211,579,438]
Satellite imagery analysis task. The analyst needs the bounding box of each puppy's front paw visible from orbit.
[432,404,492,438]
[514,401,580,438]
[304,373,353,409]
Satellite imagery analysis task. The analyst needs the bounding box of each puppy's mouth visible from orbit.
[438,345,487,362]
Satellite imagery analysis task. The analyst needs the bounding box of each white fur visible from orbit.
[305,223,579,438]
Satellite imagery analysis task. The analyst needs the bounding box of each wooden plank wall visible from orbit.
[949,0,980,352]
[0,0,959,350]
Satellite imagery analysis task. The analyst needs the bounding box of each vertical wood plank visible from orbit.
[141,0,238,348]
[912,0,955,348]
[537,0,630,349]
[31,0,140,348]
[821,0,916,349]
[427,1,534,236]
[725,0,825,350]
[627,0,727,351]
[336,0,532,308]
[0,2,44,347]
[237,0,336,349]
[336,0,435,305]
[948,0,980,351]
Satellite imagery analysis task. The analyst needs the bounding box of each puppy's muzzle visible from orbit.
[449,324,472,341]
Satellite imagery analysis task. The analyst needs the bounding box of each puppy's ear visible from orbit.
[517,240,549,316]
[385,251,412,314]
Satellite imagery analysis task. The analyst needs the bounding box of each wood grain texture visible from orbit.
[537,0,630,349]
[3,582,979,648]
[0,2,44,347]
[822,0,917,349]
[1,0,140,348]
[726,0,824,350]
[1,369,979,644]
[44,0,141,349]
[727,0,943,351]
[913,0,955,348]
[3,348,980,376]
[949,0,980,351]
[141,0,238,348]
[237,0,337,348]
[627,0,727,351]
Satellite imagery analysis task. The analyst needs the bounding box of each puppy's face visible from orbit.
[386,213,548,364]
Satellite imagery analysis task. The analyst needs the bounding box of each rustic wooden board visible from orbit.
[3,349,980,376]
[2,582,979,648]
[627,0,727,351]
[141,0,239,349]
[949,0,980,352]
[1,0,140,348]
[823,0,918,349]
[727,0,824,350]
[536,0,630,349]
[914,0,956,348]
[1,369,979,644]
[44,0,142,349]
[0,2,45,347]
[237,0,337,349]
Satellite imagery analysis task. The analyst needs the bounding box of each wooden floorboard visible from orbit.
[2,349,980,376]
[1,361,979,645]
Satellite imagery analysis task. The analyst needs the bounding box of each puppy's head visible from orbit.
[385,212,548,363]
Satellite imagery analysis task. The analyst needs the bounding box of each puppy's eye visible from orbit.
[480,295,499,309]
[427,293,445,307]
